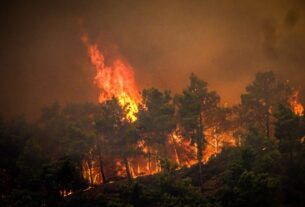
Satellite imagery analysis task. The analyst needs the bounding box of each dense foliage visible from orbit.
[1,71,305,207]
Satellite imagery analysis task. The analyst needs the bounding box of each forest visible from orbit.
[1,71,305,207]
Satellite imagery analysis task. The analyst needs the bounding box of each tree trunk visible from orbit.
[98,155,107,183]
[88,160,94,186]
[163,132,168,159]
[147,147,151,174]
[96,136,107,183]
[123,156,132,183]
[198,113,204,193]
[171,134,181,167]
[197,134,204,193]
[266,109,271,138]
[160,134,170,172]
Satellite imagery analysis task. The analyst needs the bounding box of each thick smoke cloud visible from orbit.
[0,0,305,120]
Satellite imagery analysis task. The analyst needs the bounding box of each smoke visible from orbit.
[285,9,300,29]
[262,19,278,59]
[0,0,305,120]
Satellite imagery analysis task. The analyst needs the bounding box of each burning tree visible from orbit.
[95,98,139,182]
[175,73,220,191]
[204,106,236,160]
[240,71,293,138]
[80,31,305,188]
[239,71,305,141]
[136,88,176,173]
[288,89,304,117]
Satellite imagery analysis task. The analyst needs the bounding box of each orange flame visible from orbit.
[60,189,73,197]
[82,34,141,121]
[289,89,304,116]
[204,128,236,162]
[82,159,102,185]
[80,34,238,182]
[169,128,236,166]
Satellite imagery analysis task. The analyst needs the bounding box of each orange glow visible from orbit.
[289,89,304,116]
[115,159,126,177]
[128,140,161,178]
[82,34,141,122]
[82,160,102,185]
[204,128,236,162]
[170,131,197,167]
[169,128,236,166]
[60,189,73,197]
[80,34,238,183]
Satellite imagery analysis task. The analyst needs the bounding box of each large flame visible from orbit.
[80,34,237,183]
[81,34,142,184]
[289,89,304,116]
[82,34,141,122]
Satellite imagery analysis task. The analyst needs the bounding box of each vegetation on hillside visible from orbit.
[1,71,305,207]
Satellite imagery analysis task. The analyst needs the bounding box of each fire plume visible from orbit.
[82,34,141,121]
[289,89,304,116]
[80,34,237,183]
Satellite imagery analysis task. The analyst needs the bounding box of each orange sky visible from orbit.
[0,0,305,120]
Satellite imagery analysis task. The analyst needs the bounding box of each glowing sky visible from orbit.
[1,0,305,120]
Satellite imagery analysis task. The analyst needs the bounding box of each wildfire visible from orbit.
[170,131,197,167]
[204,128,236,162]
[81,34,141,122]
[80,33,237,184]
[168,129,236,167]
[82,159,102,185]
[289,89,304,116]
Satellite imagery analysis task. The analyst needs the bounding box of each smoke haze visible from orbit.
[1,0,305,120]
